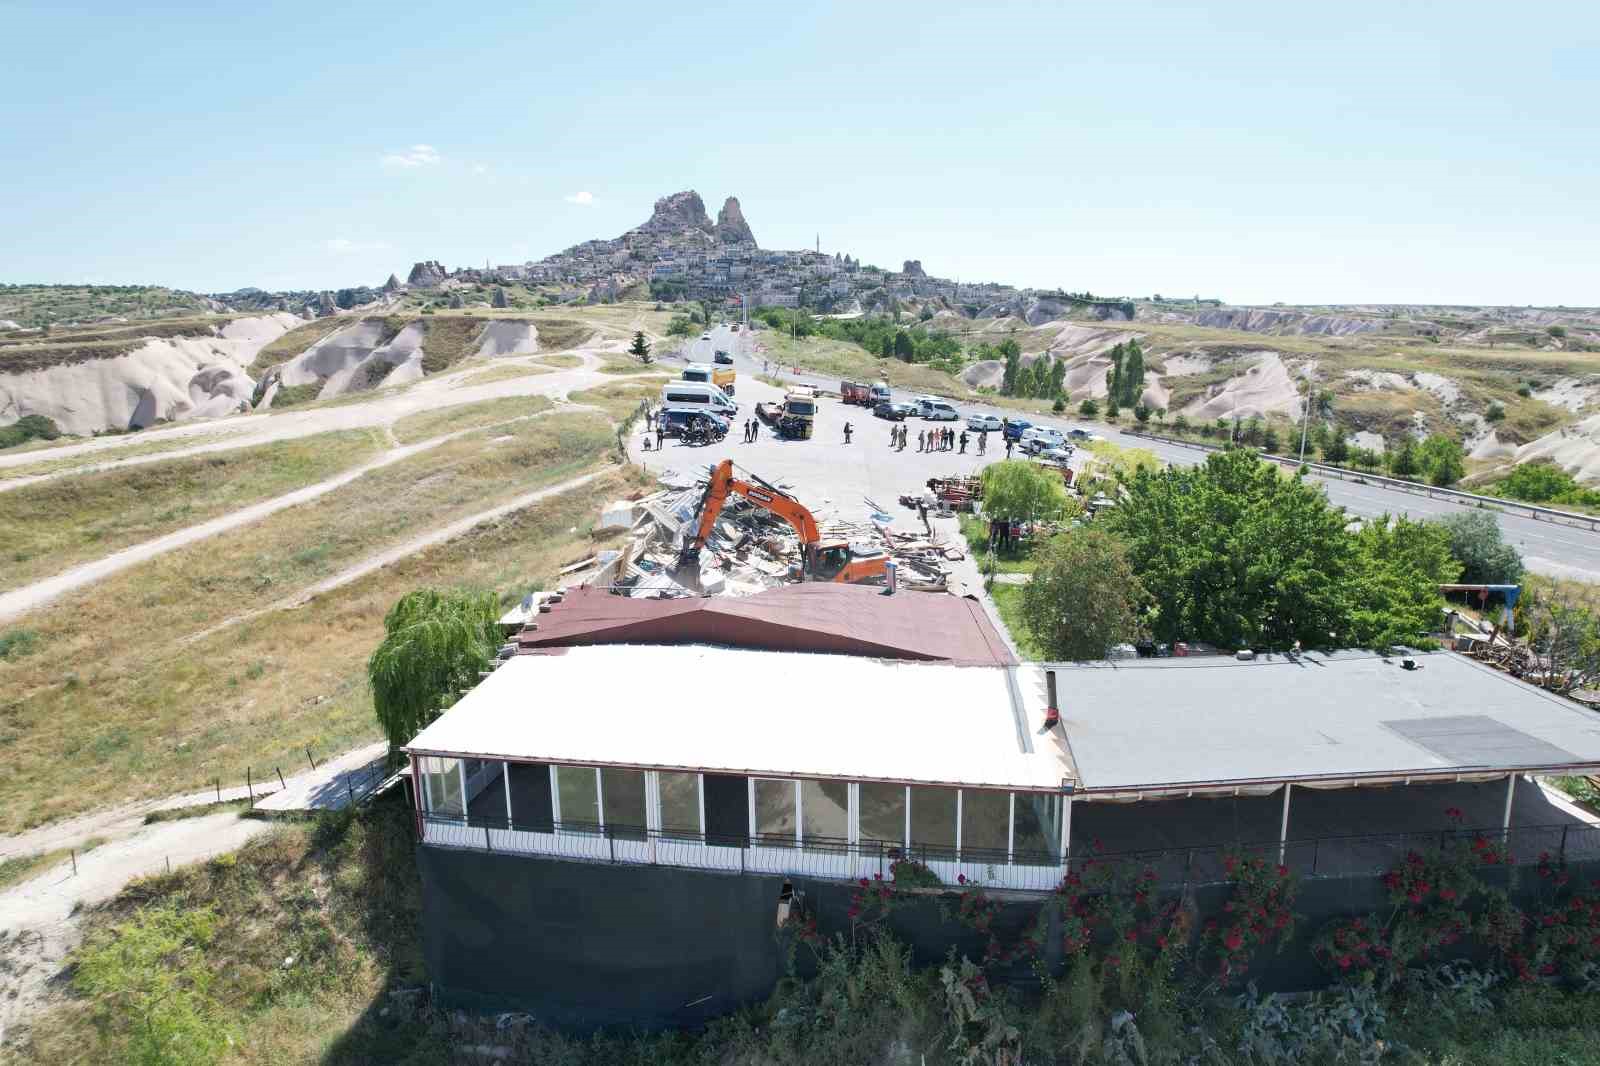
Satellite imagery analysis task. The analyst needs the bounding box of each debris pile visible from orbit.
[558,464,963,599]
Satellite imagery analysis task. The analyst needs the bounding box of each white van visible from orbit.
[661,381,738,416]
[920,399,959,421]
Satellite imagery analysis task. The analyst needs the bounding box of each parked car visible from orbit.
[1019,427,1067,454]
[1002,417,1033,442]
[919,399,960,421]
[1067,428,1091,442]
[659,409,731,438]
[1036,445,1075,465]
[874,401,915,420]
[966,413,1003,432]
[700,333,711,341]
[713,349,733,365]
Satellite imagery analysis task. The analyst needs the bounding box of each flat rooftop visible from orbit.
[407,644,1067,792]
[1042,650,1600,796]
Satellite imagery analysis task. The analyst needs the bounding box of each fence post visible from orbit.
[609,832,616,863]
[276,767,286,789]
[1183,849,1194,888]
[246,767,253,808]
[305,746,316,770]
[346,775,355,807]
[71,850,77,876]
[215,778,221,804]
[1312,838,1320,877]
[485,824,492,853]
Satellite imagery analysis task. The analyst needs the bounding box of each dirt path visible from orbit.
[0,739,390,1042]
[186,463,616,644]
[0,346,613,488]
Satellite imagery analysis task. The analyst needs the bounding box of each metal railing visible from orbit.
[420,813,1600,892]
[1121,430,1600,533]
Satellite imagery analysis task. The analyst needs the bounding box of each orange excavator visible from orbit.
[679,459,889,583]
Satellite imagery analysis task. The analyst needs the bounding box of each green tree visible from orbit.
[1261,425,1281,454]
[1133,402,1151,425]
[665,316,695,337]
[1497,461,1580,503]
[1048,357,1067,399]
[1020,529,1148,660]
[1120,340,1145,406]
[1434,511,1524,584]
[1078,397,1099,418]
[1485,402,1505,423]
[1388,437,1418,479]
[893,329,915,361]
[979,460,1070,522]
[1416,434,1465,487]
[1347,516,1461,646]
[1105,449,1357,649]
[1105,399,1120,421]
[367,587,501,753]
[1173,413,1191,435]
[628,330,652,363]
[999,339,1022,395]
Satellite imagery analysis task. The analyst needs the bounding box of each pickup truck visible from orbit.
[682,362,736,397]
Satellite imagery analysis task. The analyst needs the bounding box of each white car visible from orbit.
[966,413,1002,432]
[919,399,960,421]
[1036,445,1075,465]
[1019,427,1066,453]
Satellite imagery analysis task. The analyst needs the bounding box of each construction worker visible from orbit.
[656,422,665,449]
[959,431,969,454]
[917,429,926,452]
[843,422,853,444]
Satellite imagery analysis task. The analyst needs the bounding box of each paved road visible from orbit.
[688,323,1600,582]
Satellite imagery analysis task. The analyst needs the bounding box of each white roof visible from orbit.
[1040,651,1600,795]
[407,645,1071,792]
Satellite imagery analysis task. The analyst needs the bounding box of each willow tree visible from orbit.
[368,587,502,754]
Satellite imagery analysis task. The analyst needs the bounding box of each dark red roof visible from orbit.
[516,584,1015,667]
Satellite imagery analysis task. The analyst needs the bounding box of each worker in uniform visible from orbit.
[843,422,853,444]
[917,429,925,452]
[959,431,969,454]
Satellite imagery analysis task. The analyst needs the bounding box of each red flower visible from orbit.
[1224,930,1243,951]
[1338,955,1353,970]
[859,878,869,888]
[1276,864,1289,878]
[1156,935,1168,949]
[1445,806,1463,821]
[1124,929,1138,942]
[957,874,967,885]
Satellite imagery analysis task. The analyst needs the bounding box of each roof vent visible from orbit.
[1402,658,1419,671]
[1235,649,1255,661]
[1043,668,1060,728]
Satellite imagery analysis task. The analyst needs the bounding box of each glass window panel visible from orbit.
[754,778,797,840]
[859,782,906,846]
[556,765,599,828]
[601,768,647,839]
[909,786,958,852]
[1012,793,1061,862]
[961,790,1010,855]
[801,779,848,843]
[659,772,701,837]
[425,757,463,818]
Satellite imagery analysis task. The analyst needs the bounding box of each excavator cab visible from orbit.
[807,540,853,581]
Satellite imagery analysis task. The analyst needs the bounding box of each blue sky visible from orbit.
[2,1,1595,305]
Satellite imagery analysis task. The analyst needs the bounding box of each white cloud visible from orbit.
[325,238,391,254]
[380,144,441,169]
[563,190,595,205]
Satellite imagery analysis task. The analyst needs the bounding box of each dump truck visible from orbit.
[682,362,736,397]
[680,459,888,584]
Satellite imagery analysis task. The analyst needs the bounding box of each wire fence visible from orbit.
[419,813,1600,893]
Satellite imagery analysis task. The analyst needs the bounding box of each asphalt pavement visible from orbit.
[670,323,1600,582]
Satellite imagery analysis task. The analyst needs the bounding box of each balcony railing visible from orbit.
[423,812,1600,894]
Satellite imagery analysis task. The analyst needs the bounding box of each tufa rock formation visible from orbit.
[715,196,756,245]
[902,260,926,278]
[407,260,448,287]
[492,286,509,308]
[383,274,402,292]
[632,191,714,237]
[447,292,465,310]
[316,291,340,317]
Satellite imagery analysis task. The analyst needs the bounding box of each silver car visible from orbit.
[966,413,1002,432]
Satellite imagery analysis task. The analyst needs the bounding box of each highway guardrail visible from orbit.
[1121,430,1600,533]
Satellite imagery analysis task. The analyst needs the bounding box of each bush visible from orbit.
[1078,398,1099,418]
[1435,510,1524,584]
[1517,385,1533,398]
[0,413,62,450]
[1485,402,1506,423]
[1052,396,1065,413]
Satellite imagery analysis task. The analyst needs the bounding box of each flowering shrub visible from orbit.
[1204,852,1298,985]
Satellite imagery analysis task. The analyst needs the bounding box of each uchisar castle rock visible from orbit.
[396,189,1025,315]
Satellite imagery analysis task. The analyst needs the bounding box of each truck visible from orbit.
[756,388,817,439]
[680,460,887,584]
[840,380,872,405]
[682,361,736,397]
[869,381,891,405]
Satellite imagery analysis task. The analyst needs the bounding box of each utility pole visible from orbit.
[1298,387,1311,462]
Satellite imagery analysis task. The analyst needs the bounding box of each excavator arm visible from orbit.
[680,459,819,566]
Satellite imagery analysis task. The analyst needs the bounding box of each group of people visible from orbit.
[890,424,984,455]
[740,418,762,443]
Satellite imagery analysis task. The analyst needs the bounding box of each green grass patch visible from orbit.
[417,316,486,374]
[596,354,670,375]
[456,363,555,387]
[269,383,322,408]
[0,413,640,832]
[0,430,233,480]
[143,798,251,825]
[390,395,554,444]
[533,352,583,368]
[958,514,1037,574]
[0,429,387,594]
[0,838,106,889]
[250,316,349,370]
[569,380,670,422]
[526,318,593,351]
[988,582,1048,658]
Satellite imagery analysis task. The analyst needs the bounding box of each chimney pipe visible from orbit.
[882,559,898,595]
[1044,669,1060,728]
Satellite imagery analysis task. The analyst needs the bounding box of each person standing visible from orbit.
[889,424,897,448]
[656,422,665,449]
[979,429,987,455]
[917,429,925,452]
[843,422,853,445]
[959,431,969,454]
[751,418,759,442]
[1004,437,1014,458]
